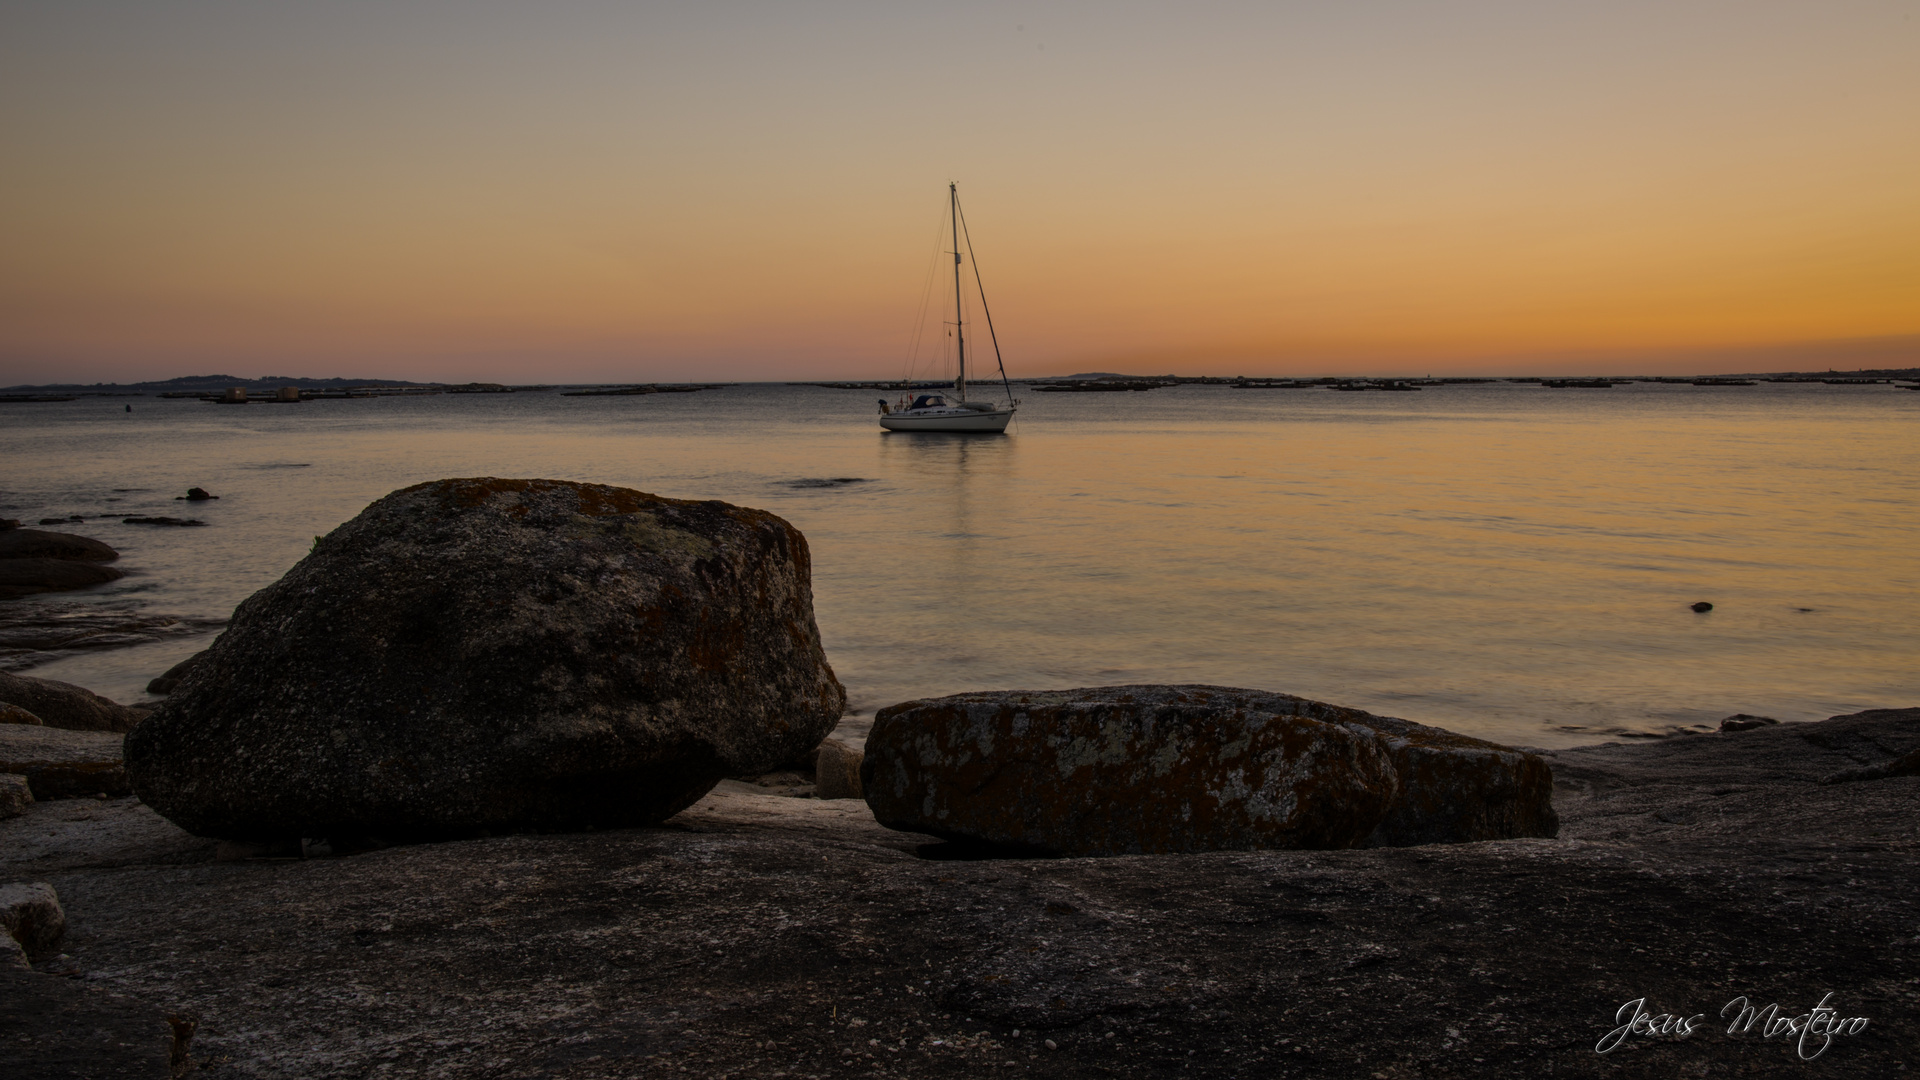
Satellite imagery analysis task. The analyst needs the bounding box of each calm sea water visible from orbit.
[3,380,1915,749]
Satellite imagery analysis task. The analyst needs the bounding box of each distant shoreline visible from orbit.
[7,366,1919,394]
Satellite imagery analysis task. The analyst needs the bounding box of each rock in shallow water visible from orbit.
[861,685,1556,856]
[0,559,125,600]
[126,477,845,841]
[0,528,118,563]
[0,671,147,733]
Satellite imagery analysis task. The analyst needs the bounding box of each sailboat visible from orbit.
[878,183,1018,432]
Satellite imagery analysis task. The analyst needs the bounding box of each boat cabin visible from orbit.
[909,395,948,410]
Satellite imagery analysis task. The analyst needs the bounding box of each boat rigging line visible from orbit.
[954,187,1017,406]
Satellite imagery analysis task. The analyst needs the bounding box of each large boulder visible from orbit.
[861,685,1556,856]
[0,725,129,799]
[125,477,845,841]
[0,671,147,733]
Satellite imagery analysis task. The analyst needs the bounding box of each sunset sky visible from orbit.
[3,1,1917,384]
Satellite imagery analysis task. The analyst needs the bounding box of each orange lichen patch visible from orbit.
[688,618,747,673]
[422,477,537,509]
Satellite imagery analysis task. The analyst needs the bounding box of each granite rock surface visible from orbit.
[0,707,1911,1078]
[125,477,845,841]
[862,686,1554,855]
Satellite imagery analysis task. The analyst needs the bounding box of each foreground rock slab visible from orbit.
[2,708,1911,1079]
[0,970,191,1078]
[127,477,846,841]
[0,725,128,798]
[863,685,1554,855]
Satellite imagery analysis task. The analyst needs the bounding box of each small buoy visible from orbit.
[1690,601,1713,613]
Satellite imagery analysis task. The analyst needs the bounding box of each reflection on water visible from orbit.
[3,381,1915,748]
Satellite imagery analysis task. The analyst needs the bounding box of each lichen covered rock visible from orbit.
[125,478,844,840]
[861,685,1555,856]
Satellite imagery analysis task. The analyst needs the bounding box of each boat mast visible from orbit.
[951,181,966,401]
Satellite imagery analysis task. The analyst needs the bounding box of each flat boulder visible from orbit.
[0,528,119,563]
[862,685,1556,856]
[0,671,147,733]
[0,725,129,799]
[0,558,125,599]
[125,477,845,841]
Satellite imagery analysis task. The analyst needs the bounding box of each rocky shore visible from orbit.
[4,481,1912,1077]
[3,706,1913,1078]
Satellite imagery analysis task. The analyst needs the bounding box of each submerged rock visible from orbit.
[0,601,226,671]
[0,529,118,563]
[0,529,126,598]
[0,671,146,733]
[126,477,845,841]
[862,685,1556,856]
[0,559,125,599]
[1718,713,1779,732]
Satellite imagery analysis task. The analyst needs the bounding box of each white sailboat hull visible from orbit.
[879,406,1013,432]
